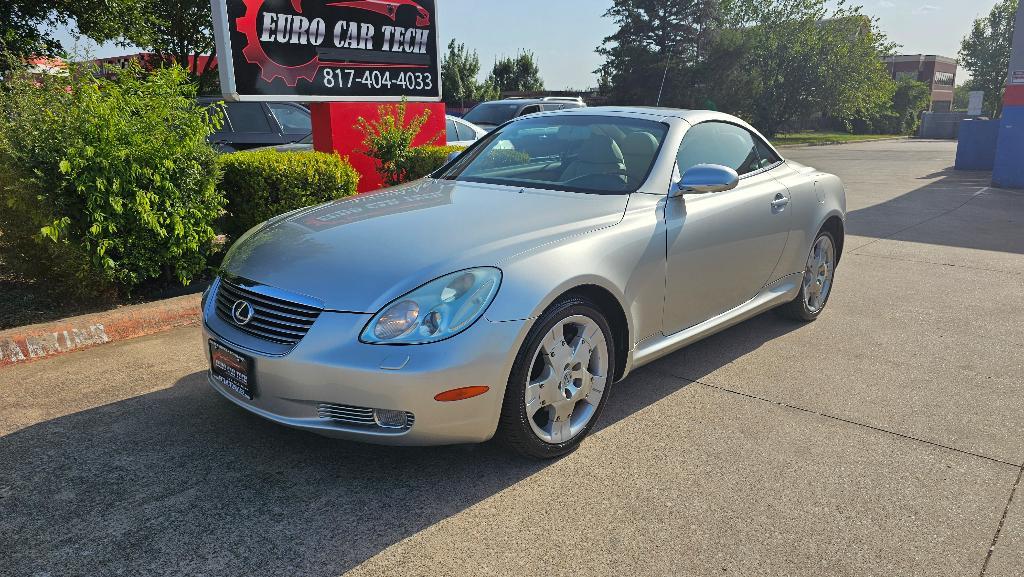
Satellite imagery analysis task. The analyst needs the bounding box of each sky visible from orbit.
[49,0,1001,89]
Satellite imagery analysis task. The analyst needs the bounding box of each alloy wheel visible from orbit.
[803,235,835,313]
[524,315,609,444]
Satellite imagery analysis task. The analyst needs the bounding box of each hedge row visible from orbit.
[218,150,360,240]
[0,64,223,299]
[0,63,465,303]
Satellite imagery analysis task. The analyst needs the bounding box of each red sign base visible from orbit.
[309,102,447,193]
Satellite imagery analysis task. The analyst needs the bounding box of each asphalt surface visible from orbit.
[2,140,1023,576]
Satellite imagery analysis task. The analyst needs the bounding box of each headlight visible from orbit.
[361,268,502,345]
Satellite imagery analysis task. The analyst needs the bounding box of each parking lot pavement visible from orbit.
[1,139,1022,576]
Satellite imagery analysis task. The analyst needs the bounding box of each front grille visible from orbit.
[317,403,415,431]
[215,278,322,346]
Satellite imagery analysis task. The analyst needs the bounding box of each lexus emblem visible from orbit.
[232,300,255,326]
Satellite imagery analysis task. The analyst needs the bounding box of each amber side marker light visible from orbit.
[435,386,490,402]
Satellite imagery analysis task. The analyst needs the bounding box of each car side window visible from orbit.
[200,100,233,133]
[754,138,782,168]
[226,103,272,133]
[267,104,311,133]
[446,118,459,141]
[518,105,541,116]
[455,120,477,142]
[676,121,762,177]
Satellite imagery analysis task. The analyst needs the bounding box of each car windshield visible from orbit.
[463,102,521,126]
[438,115,669,195]
[298,133,313,144]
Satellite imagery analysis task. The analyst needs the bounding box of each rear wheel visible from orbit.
[497,297,615,459]
[777,230,837,322]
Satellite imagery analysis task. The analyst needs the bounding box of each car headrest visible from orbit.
[578,134,625,164]
[621,132,659,157]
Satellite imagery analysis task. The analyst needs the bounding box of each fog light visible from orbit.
[373,409,408,429]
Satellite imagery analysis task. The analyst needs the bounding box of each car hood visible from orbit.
[220,179,628,313]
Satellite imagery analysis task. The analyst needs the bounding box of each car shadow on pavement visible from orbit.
[0,314,804,576]
[845,170,1024,255]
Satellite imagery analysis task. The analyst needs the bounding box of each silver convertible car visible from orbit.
[203,107,846,458]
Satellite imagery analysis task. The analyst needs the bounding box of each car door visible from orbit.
[663,121,792,334]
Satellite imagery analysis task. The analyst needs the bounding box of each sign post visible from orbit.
[992,0,1024,189]
[967,91,984,117]
[210,0,445,191]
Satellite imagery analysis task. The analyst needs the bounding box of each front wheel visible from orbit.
[777,230,837,322]
[496,297,615,459]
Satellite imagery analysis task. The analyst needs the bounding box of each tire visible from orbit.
[496,296,616,459]
[777,229,838,322]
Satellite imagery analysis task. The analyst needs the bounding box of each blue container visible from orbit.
[993,106,1024,189]
[955,119,1000,171]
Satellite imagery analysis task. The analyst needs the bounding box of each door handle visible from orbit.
[771,194,790,209]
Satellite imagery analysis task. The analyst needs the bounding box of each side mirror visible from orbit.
[445,151,461,164]
[672,164,739,197]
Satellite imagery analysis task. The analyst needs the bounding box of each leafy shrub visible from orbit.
[395,146,533,182]
[477,148,531,169]
[0,62,224,298]
[357,97,442,186]
[218,150,360,241]
[400,145,464,181]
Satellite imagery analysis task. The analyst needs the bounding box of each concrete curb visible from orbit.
[0,293,202,368]
[776,136,911,148]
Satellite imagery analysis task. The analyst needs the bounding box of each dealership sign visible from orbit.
[211,0,441,101]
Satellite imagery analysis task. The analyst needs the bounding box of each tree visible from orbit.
[891,78,931,133]
[815,14,897,130]
[596,0,723,107]
[73,0,219,91]
[959,0,1018,117]
[0,0,61,68]
[0,0,135,69]
[486,52,544,93]
[724,0,895,136]
[441,40,499,108]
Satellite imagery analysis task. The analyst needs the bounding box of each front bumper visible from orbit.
[203,295,529,446]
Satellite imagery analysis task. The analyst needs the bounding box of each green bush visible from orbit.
[396,146,533,183]
[356,97,442,186]
[477,148,531,169]
[400,145,465,181]
[0,62,224,298]
[218,150,360,241]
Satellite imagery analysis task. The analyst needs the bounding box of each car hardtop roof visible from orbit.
[486,97,584,105]
[531,106,759,130]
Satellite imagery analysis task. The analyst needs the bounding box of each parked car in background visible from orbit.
[199,98,312,152]
[463,97,587,132]
[245,116,487,153]
[446,115,488,146]
[204,107,846,459]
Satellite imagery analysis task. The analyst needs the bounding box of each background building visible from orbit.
[90,52,215,73]
[884,54,957,112]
